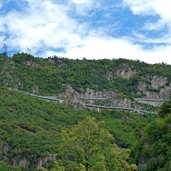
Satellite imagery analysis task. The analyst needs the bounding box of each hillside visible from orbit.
[0,53,171,170]
[1,53,171,111]
[133,98,171,171]
[1,53,171,97]
[0,86,154,170]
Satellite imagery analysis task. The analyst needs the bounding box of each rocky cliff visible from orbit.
[137,75,171,99]
[1,54,171,109]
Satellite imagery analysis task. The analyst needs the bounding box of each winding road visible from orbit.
[26,93,158,114]
[11,88,161,114]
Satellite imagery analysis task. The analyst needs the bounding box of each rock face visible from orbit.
[137,75,171,99]
[116,66,136,79]
[24,60,39,67]
[59,74,170,108]
[110,97,132,108]
[37,155,56,169]
[0,142,56,169]
[59,85,133,109]
[19,158,30,168]
[106,66,170,101]
[48,57,65,67]
[150,75,167,89]
[80,88,118,99]
[106,65,136,81]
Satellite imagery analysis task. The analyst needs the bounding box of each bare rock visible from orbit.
[137,75,171,99]
[116,66,136,79]
[137,82,147,92]
[19,158,30,168]
[37,155,56,169]
[24,61,39,67]
[150,75,167,89]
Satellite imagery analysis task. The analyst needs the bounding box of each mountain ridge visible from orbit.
[0,53,170,170]
[1,53,171,111]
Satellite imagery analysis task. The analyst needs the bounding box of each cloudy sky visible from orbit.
[0,0,171,64]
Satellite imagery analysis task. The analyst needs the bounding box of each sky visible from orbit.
[0,0,171,64]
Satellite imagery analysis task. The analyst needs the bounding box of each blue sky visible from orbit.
[0,0,171,64]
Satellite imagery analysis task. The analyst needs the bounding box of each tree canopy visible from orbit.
[56,117,137,171]
[134,100,171,171]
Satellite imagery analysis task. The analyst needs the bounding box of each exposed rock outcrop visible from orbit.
[137,75,171,99]
[37,155,56,169]
[110,97,132,108]
[48,57,65,67]
[19,158,30,168]
[0,141,57,169]
[106,65,136,81]
[59,85,133,109]
[24,61,39,67]
[116,66,136,79]
[148,75,167,89]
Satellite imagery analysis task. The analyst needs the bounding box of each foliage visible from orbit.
[1,53,171,97]
[57,117,137,171]
[13,53,35,63]
[158,97,171,117]
[134,100,171,171]
[1,53,170,170]
[0,86,153,170]
[0,161,22,171]
[50,161,65,171]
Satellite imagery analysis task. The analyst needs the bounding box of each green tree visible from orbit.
[134,99,171,171]
[57,117,137,171]
[0,161,22,171]
[158,97,171,117]
[50,161,65,171]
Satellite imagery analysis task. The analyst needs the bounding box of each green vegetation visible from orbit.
[158,97,171,117]
[0,86,154,170]
[133,99,171,171]
[56,117,137,171]
[0,53,171,170]
[1,53,171,97]
[0,161,22,171]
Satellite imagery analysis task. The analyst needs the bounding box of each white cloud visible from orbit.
[71,0,91,5]
[123,0,155,15]
[1,0,171,64]
[143,20,166,31]
[122,0,171,55]
[45,35,171,64]
[130,31,171,45]
[123,0,171,19]
[152,0,171,21]
[1,0,87,53]
[69,0,99,15]
[123,0,171,29]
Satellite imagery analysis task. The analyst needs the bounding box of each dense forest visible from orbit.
[0,53,171,170]
[0,86,152,170]
[1,53,171,98]
[134,98,171,171]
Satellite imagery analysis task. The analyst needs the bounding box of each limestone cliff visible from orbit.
[137,75,171,99]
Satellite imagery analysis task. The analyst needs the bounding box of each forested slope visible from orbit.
[1,53,171,99]
[133,98,171,171]
[0,86,154,170]
[0,53,171,170]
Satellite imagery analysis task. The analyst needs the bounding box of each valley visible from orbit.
[0,53,171,171]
